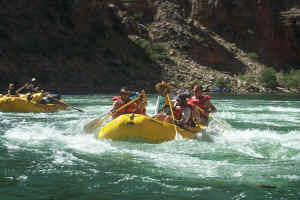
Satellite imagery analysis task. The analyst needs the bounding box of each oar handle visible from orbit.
[16,84,28,93]
[166,93,182,136]
[166,94,175,121]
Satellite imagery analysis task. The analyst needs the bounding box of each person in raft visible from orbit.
[7,83,20,97]
[16,78,39,94]
[110,87,147,119]
[173,93,196,129]
[187,84,217,126]
[135,89,147,115]
[154,81,175,123]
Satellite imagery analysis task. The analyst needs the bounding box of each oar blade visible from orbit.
[211,115,232,130]
[71,106,84,112]
[84,117,103,133]
[48,95,85,112]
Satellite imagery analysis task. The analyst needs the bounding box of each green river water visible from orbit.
[1,94,300,200]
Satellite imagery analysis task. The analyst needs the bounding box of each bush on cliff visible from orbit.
[282,70,300,89]
[259,68,278,89]
[216,77,231,90]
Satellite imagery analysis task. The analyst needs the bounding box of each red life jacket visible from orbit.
[188,95,210,107]
[187,95,211,119]
[112,96,121,101]
[173,106,182,120]
[111,96,137,118]
[173,104,194,124]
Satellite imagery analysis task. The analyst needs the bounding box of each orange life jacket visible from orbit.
[111,96,137,118]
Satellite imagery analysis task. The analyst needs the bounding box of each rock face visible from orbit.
[148,1,245,73]
[0,0,161,93]
[0,0,299,93]
[189,0,300,70]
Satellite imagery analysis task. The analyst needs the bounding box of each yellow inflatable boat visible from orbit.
[97,114,204,143]
[0,93,68,113]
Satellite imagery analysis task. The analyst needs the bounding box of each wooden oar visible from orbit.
[47,95,85,112]
[193,104,232,130]
[32,87,85,112]
[84,96,140,133]
[16,84,28,93]
[166,93,181,137]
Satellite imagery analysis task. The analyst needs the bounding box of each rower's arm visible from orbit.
[16,84,28,93]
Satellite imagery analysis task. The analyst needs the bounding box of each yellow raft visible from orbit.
[96,114,204,143]
[0,93,68,113]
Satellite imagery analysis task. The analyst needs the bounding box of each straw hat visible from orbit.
[155,81,171,94]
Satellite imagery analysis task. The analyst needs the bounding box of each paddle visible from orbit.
[155,81,181,135]
[166,93,180,136]
[16,84,28,94]
[83,96,140,133]
[46,95,85,112]
[193,103,232,130]
[33,87,85,113]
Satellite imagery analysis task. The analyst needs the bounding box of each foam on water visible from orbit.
[1,95,300,194]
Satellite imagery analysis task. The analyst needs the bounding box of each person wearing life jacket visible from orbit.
[111,87,146,119]
[16,78,38,94]
[173,93,195,129]
[154,81,174,123]
[187,85,217,125]
[7,83,20,97]
[134,89,147,115]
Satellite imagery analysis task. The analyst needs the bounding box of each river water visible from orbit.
[1,94,300,200]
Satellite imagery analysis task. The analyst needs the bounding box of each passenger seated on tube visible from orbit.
[7,83,20,97]
[187,84,217,126]
[132,90,147,115]
[110,87,147,119]
[154,81,176,124]
[172,93,196,130]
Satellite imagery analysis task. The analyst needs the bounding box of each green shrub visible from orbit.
[151,42,165,53]
[282,70,300,89]
[259,68,278,88]
[135,38,151,49]
[239,73,256,84]
[134,39,167,61]
[149,53,168,61]
[247,52,259,59]
[193,34,205,42]
[134,12,144,20]
[216,77,231,89]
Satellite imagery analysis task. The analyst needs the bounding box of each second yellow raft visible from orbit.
[0,94,68,113]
